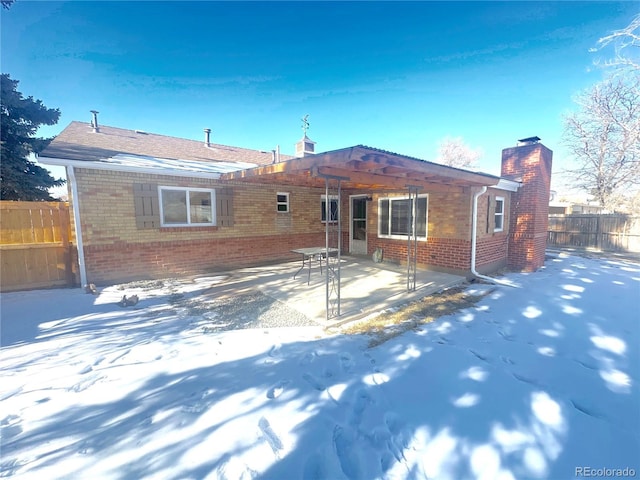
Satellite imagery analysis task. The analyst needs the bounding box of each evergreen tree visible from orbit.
[1,74,65,200]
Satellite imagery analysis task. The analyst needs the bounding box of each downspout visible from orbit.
[67,165,88,288]
[471,186,516,286]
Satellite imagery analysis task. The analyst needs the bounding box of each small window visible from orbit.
[495,196,505,232]
[378,195,428,240]
[321,195,339,223]
[277,192,290,213]
[159,187,215,227]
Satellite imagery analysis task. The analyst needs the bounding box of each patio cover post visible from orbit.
[406,185,420,292]
[319,173,347,320]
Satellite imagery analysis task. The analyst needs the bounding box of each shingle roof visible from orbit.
[40,121,290,166]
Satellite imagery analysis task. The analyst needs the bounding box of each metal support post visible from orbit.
[407,186,419,292]
[324,177,342,320]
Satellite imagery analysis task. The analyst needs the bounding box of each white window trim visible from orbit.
[321,194,339,223]
[276,192,290,213]
[377,194,429,241]
[158,186,216,227]
[495,196,505,232]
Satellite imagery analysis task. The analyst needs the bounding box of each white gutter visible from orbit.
[471,186,519,287]
[67,165,88,288]
[38,157,228,179]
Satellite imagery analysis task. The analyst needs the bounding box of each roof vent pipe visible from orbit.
[204,128,211,147]
[90,110,100,133]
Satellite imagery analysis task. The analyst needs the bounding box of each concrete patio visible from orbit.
[197,255,466,327]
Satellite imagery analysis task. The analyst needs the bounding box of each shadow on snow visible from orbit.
[1,252,638,479]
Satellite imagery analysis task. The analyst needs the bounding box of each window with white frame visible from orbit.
[378,195,428,239]
[159,187,215,226]
[495,196,505,232]
[321,195,339,223]
[276,192,290,213]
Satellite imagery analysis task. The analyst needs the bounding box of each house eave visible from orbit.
[38,156,226,180]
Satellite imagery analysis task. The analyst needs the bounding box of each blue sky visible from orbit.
[2,1,637,179]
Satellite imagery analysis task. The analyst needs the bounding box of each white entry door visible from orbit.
[350,195,368,255]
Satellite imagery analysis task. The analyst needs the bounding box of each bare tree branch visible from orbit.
[561,75,640,212]
[592,14,640,72]
[435,136,483,170]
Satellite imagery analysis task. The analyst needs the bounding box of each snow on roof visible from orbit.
[39,153,258,178]
[107,153,257,174]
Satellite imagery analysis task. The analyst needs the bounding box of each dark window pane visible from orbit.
[353,198,366,218]
[330,199,338,221]
[390,199,409,235]
[416,197,427,237]
[379,199,390,235]
[322,199,338,222]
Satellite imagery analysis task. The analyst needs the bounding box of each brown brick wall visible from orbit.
[366,190,473,241]
[84,232,326,284]
[474,188,510,270]
[363,188,511,273]
[425,190,473,239]
[74,169,333,245]
[369,235,472,272]
[74,169,345,283]
[475,234,510,272]
[73,169,516,283]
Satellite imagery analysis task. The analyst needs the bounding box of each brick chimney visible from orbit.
[501,138,553,272]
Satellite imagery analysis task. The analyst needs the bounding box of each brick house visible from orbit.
[39,120,552,288]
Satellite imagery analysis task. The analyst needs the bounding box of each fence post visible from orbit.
[59,202,75,286]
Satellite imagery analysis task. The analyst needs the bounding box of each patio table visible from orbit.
[291,247,339,285]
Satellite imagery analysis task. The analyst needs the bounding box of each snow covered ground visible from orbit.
[1,251,638,479]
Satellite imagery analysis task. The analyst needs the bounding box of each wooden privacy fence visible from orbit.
[0,201,76,292]
[548,214,640,253]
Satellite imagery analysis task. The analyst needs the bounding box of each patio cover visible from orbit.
[220,145,502,191]
[222,145,504,320]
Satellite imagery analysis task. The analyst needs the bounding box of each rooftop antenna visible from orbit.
[295,115,315,157]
